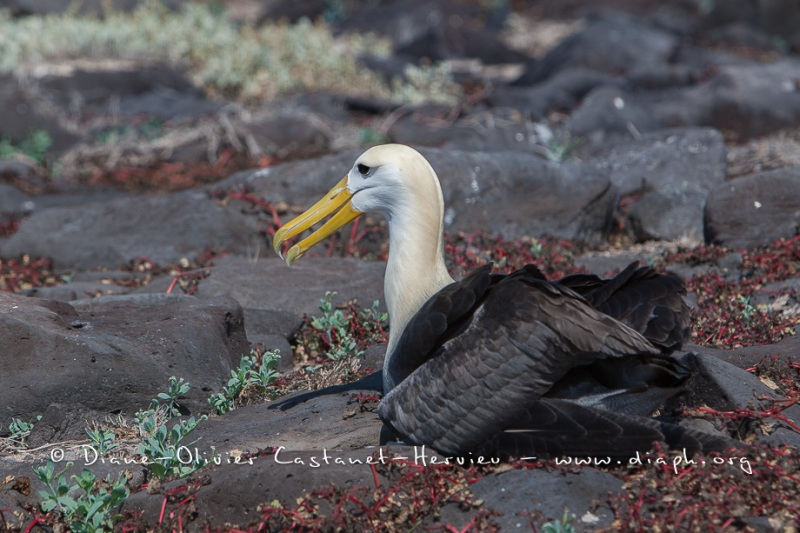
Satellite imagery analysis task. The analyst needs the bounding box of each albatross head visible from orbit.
[273,144,455,363]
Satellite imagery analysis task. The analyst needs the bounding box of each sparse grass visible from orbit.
[727,127,800,178]
[538,133,581,163]
[0,1,461,105]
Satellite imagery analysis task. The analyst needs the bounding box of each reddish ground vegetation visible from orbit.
[131,451,499,533]
[664,236,800,348]
[443,233,582,280]
[291,297,388,367]
[0,255,58,292]
[114,251,219,295]
[0,215,21,237]
[608,444,800,531]
[82,149,272,193]
[684,356,800,443]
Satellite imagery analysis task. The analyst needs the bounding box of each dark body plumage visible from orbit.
[378,262,729,458]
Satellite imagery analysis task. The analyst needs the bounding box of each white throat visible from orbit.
[383,207,454,355]
[380,176,453,390]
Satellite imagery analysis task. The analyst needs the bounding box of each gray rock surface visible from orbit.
[37,65,219,120]
[513,15,679,86]
[134,255,386,319]
[0,291,249,429]
[491,67,623,119]
[0,74,82,157]
[682,351,800,448]
[465,468,622,530]
[588,128,727,197]
[628,189,707,241]
[565,86,661,137]
[192,386,382,454]
[0,189,261,269]
[651,59,800,140]
[0,183,32,213]
[704,167,800,248]
[234,111,332,160]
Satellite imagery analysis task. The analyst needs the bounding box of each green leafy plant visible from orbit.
[156,375,191,416]
[135,413,206,479]
[9,417,34,439]
[209,349,281,414]
[540,133,581,163]
[134,376,207,479]
[85,425,119,457]
[33,460,129,532]
[542,509,576,533]
[735,294,757,324]
[0,130,52,164]
[310,292,387,361]
[6,415,41,447]
[358,127,389,146]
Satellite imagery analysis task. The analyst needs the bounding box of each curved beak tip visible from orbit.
[269,176,360,268]
[285,245,302,267]
[272,231,286,259]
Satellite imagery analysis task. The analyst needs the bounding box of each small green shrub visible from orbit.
[84,425,119,457]
[0,1,461,105]
[135,412,206,479]
[209,348,281,414]
[0,130,51,164]
[542,509,576,533]
[156,375,191,416]
[309,292,387,361]
[33,460,129,533]
[133,376,207,479]
[5,415,41,448]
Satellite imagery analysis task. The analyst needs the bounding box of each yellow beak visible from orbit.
[272,176,364,266]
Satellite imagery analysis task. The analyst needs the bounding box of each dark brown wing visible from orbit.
[558,262,690,352]
[378,270,663,456]
[488,398,736,459]
[384,264,494,392]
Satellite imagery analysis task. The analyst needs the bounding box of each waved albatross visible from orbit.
[273,144,730,459]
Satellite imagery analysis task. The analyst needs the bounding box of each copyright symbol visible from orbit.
[50,448,65,462]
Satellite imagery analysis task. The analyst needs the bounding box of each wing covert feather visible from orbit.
[379,274,663,456]
[385,264,493,391]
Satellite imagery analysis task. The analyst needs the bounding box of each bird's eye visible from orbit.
[357,163,371,176]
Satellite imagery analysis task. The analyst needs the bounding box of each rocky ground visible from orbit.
[1,0,800,531]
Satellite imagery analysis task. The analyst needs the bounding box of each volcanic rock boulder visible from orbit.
[0,292,249,430]
[513,14,679,86]
[0,189,262,270]
[588,127,728,241]
[704,167,800,248]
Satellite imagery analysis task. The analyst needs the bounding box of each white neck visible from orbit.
[381,181,453,392]
[384,209,454,354]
